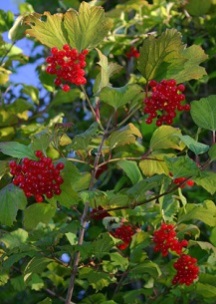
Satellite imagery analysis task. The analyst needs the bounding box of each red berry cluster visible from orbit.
[172,254,199,286]
[153,223,188,256]
[153,223,199,285]
[90,206,110,220]
[144,79,190,126]
[173,177,194,188]
[9,150,64,203]
[111,224,135,250]
[46,44,88,92]
[126,46,140,59]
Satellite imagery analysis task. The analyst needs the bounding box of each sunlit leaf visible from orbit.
[24,11,67,49]
[93,49,122,94]
[150,125,185,151]
[137,29,184,82]
[139,153,172,176]
[64,2,112,51]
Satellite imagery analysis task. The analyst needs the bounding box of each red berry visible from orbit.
[153,223,188,256]
[62,84,70,92]
[172,254,199,286]
[35,150,43,158]
[9,151,64,202]
[56,162,64,170]
[144,79,189,126]
[110,224,135,250]
[46,46,88,89]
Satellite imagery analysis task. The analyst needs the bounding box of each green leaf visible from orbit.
[51,88,81,106]
[196,282,216,299]
[177,134,209,155]
[38,297,52,304]
[191,240,216,255]
[129,261,161,279]
[64,2,112,51]
[117,160,143,185]
[8,15,29,41]
[210,227,216,246]
[91,233,115,259]
[24,2,112,51]
[0,141,36,159]
[137,29,184,82]
[93,49,122,94]
[0,228,28,249]
[79,267,115,291]
[24,257,53,278]
[150,125,185,151]
[80,293,107,304]
[0,66,11,84]
[22,85,39,105]
[72,122,99,151]
[167,44,208,83]
[8,98,34,113]
[11,276,25,292]
[30,129,51,153]
[165,156,199,178]
[0,9,14,32]
[194,171,216,195]
[0,184,27,226]
[108,123,142,149]
[0,161,7,179]
[24,11,68,49]
[208,144,216,161]
[185,0,211,16]
[100,84,143,110]
[23,203,56,230]
[139,153,172,176]
[28,273,44,291]
[178,200,216,227]
[190,95,216,131]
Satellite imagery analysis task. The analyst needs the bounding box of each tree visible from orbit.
[0,1,216,303]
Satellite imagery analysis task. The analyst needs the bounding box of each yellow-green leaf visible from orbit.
[150,125,185,151]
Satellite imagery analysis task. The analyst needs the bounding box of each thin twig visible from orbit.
[65,116,113,304]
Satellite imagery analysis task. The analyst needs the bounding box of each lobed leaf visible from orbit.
[64,2,112,51]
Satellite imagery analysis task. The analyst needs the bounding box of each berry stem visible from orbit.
[80,85,104,130]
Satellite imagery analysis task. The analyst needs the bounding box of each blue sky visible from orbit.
[0,0,44,87]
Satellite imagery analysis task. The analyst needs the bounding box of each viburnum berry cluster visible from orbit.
[173,177,194,188]
[144,79,190,126]
[126,46,140,59]
[111,224,135,250]
[153,223,199,286]
[153,223,188,256]
[9,150,64,202]
[172,254,199,286]
[45,44,88,92]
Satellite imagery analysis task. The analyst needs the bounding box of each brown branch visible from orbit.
[65,116,113,304]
